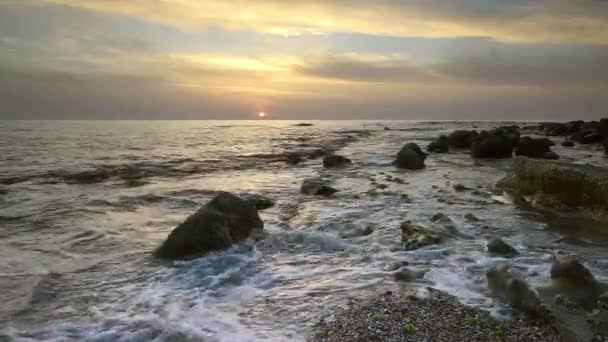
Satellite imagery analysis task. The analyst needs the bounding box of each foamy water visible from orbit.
[1,120,608,341]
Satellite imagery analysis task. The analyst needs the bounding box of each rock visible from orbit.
[401,222,443,250]
[465,213,480,222]
[240,193,275,210]
[323,154,352,168]
[447,130,478,148]
[471,130,515,158]
[394,143,426,170]
[486,265,542,315]
[431,213,453,224]
[286,153,303,165]
[308,148,330,159]
[604,139,608,155]
[154,192,263,259]
[487,238,519,256]
[384,126,390,131]
[550,255,597,288]
[542,151,560,160]
[394,267,427,282]
[293,123,314,127]
[496,157,608,220]
[427,136,449,153]
[453,184,469,192]
[561,140,575,147]
[515,137,555,158]
[300,178,339,196]
[572,129,603,144]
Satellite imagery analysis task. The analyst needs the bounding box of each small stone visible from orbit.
[465,213,480,222]
[487,238,519,256]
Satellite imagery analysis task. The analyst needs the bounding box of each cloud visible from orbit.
[41,0,608,44]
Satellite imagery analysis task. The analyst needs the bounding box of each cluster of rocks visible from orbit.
[539,118,608,153]
[425,124,567,160]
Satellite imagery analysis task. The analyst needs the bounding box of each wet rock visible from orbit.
[427,135,449,153]
[453,184,469,192]
[515,137,557,159]
[394,267,427,282]
[487,238,519,256]
[471,130,515,158]
[240,193,275,210]
[300,178,339,196]
[486,265,542,315]
[401,222,443,250]
[431,213,453,224]
[572,129,604,144]
[496,157,608,220]
[322,154,352,168]
[286,153,303,165]
[394,143,426,170]
[447,130,478,148]
[465,213,480,222]
[604,139,608,155]
[561,140,575,147]
[550,255,597,289]
[542,151,560,160]
[293,123,314,127]
[154,192,264,259]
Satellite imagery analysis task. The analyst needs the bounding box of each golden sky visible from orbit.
[1,0,607,119]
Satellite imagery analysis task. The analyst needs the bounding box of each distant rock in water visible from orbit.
[447,130,478,148]
[487,237,518,256]
[401,222,443,250]
[154,192,263,260]
[286,153,303,165]
[471,127,519,158]
[497,157,608,221]
[323,154,352,168]
[561,140,575,147]
[292,123,314,127]
[394,143,426,169]
[300,178,338,196]
[515,137,559,159]
[427,135,449,153]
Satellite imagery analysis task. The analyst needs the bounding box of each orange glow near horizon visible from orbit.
[258,112,266,117]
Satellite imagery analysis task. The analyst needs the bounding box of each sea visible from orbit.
[1,120,607,341]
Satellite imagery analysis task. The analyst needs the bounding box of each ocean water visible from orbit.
[1,120,608,341]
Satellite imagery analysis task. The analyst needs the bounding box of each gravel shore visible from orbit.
[312,291,562,342]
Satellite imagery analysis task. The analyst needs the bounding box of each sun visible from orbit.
[258,112,266,118]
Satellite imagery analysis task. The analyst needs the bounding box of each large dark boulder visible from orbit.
[571,129,603,144]
[515,137,558,159]
[598,118,608,139]
[550,255,597,288]
[323,154,352,168]
[154,192,264,259]
[496,157,608,220]
[427,136,449,153]
[300,178,338,196]
[394,143,426,169]
[447,130,478,148]
[604,139,608,155]
[471,131,515,158]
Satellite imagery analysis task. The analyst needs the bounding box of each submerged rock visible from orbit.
[486,264,542,315]
[561,140,575,147]
[286,153,303,165]
[431,213,453,224]
[427,135,449,153]
[292,123,314,127]
[322,154,352,168]
[154,192,263,259]
[465,213,480,222]
[394,143,426,170]
[394,267,427,282]
[447,130,478,148]
[300,178,339,196]
[487,237,518,256]
[401,222,443,250]
[496,157,608,220]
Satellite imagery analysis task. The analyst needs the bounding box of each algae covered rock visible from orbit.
[401,222,443,250]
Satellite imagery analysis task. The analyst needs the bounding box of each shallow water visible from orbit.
[1,120,608,341]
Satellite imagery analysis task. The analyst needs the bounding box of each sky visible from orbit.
[1,0,607,120]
